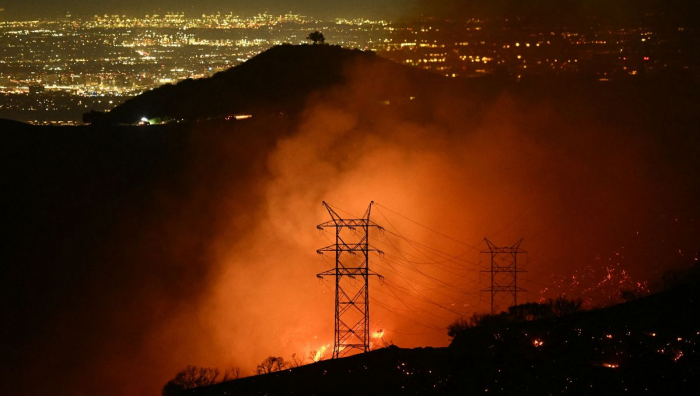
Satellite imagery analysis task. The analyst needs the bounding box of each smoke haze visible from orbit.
[3,53,699,395]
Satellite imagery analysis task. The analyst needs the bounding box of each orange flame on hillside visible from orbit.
[313,344,330,362]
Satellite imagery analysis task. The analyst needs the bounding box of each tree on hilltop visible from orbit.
[307,31,325,44]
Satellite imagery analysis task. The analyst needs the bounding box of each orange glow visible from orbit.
[603,363,619,368]
[373,329,385,339]
[313,345,330,362]
[62,53,698,396]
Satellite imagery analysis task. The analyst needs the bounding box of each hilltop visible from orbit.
[95,44,452,125]
[184,279,700,395]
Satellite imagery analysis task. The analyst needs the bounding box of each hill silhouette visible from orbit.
[97,44,449,125]
[184,280,700,395]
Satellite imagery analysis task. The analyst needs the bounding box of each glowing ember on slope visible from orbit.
[533,339,544,347]
[372,329,385,339]
[674,351,684,362]
[603,363,619,368]
[545,250,650,307]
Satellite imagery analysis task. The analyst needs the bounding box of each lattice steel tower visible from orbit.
[316,201,383,358]
[481,238,527,315]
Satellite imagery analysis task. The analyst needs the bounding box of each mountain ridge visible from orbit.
[96,44,448,125]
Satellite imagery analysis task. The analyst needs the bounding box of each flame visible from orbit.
[533,339,544,347]
[372,329,385,339]
[603,363,619,368]
[313,344,330,362]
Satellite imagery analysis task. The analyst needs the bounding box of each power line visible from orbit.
[375,202,482,251]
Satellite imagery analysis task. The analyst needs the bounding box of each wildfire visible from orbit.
[313,345,330,362]
[603,363,619,369]
[533,339,544,347]
[546,253,650,307]
[372,329,385,339]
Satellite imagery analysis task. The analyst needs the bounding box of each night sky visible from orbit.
[3,0,699,23]
[0,0,412,19]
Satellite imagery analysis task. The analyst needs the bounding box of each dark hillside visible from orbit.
[0,118,290,395]
[187,281,700,395]
[99,44,448,125]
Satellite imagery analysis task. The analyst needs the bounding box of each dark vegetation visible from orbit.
[168,265,700,396]
[306,31,325,45]
[171,270,700,395]
[447,295,584,338]
[161,267,700,395]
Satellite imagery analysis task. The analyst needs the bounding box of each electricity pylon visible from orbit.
[481,238,527,315]
[316,201,383,358]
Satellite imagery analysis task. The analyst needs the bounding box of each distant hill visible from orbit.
[97,44,450,125]
[0,118,32,131]
[184,280,700,395]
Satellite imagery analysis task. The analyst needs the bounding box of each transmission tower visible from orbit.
[481,238,527,315]
[316,201,383,359]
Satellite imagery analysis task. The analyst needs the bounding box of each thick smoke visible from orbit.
[198,55,700,388]
[3,54,699,395]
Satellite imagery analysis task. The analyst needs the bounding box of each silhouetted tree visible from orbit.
[289,353,306,368]
[222,367,241,381]
[162,366,220,396]
[307,31,325,44]
[508,302,553,321]
[448,311,505,337]
[161,380,184,396]
[548,295,583,317]
[447,317,470,338]
[256,356,288,375]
